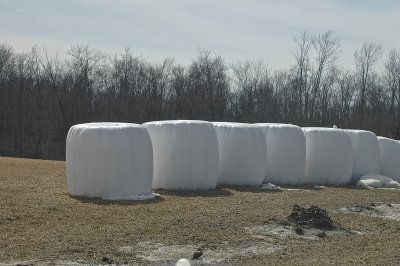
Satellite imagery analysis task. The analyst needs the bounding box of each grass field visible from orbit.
[1,156,400,265]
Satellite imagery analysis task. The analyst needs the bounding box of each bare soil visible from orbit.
[1,156,400,265]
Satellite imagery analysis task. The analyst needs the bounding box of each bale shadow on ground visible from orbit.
[156,188,233,198]
[70,195,165,206]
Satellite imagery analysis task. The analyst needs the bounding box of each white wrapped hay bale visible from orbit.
[66,122,155,200]
[213,122,267,186]
[257,123,305,185]
[344,130,380,184]
[378,136,400,181]
[143,120,219,190]
[303,127,353,185]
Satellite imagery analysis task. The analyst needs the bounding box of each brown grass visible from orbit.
[1,156,400,265]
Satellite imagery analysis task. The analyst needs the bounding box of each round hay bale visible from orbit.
[257,123,305,185]
[143,120,219,190]
[344,130,380,184]
[66,122,154,200]
[378,136,400,182]
[303,127,353,185]
[213,122,267,186]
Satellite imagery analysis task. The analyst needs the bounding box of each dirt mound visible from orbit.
[287,205,337,230]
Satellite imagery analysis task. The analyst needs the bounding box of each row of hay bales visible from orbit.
[66,120,400,200]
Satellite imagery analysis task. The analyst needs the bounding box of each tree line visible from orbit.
[1,31,400,160]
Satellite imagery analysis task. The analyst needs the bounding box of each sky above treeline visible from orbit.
[1,0,399,70]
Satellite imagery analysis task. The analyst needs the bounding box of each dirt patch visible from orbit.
[245,223,321,240]
[245,205,352,242]
[134,240,281,264]
[339,203,400,221]
[1,157,400,265]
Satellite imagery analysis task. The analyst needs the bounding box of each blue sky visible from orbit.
[1,0,399,69]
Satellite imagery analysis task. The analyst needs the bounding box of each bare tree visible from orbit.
[354,42,383,127]
[0,44,14,140]
[384,49,400,136]
[292,31,312,122]
[309,31,340,123]
[170,65,190,118]
[39,48,70,135]
[66,45,105,123]
[273,70,291,122]
[187,50,229,120]
[232,60,257,121]
[232,59,275,122]
[2,37,400,160]
[337,71,356,126]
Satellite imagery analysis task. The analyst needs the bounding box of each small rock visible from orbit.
[101,257,111,264]
[192,248,203,260]
[294,226,304,235]
[317,232,327,238]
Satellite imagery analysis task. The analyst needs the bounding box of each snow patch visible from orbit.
[340,204,400,221]
[356,174,400,189]
[176,258,191,266]
[135,240,280,264]
[260,183,281,191]
[245,224,319,240]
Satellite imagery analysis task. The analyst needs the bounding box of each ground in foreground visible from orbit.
[1,156,400,265]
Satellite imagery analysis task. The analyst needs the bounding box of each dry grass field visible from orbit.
[1,156,400,265]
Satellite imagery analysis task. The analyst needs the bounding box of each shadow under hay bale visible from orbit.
[225,185,283,193]
[155,188,233,198]
[70,195,165,206]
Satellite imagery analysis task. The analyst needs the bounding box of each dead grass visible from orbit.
[1,156,400,265]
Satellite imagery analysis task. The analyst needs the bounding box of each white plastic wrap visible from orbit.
[143,120,219,190]
[344,130,380,184]
[212,122,267,186]
[303,127,353,185]
[378,136,400,181]
[66,122,155,200]
[257,123,305,185]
